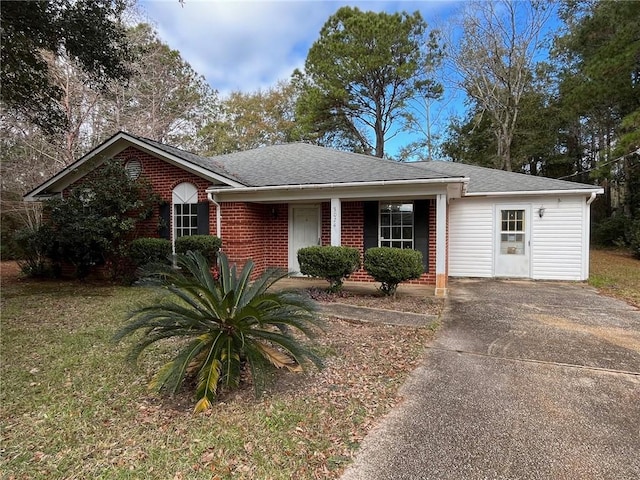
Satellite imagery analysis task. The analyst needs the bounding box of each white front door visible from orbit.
[289,205,321,274]
[494,205,531,278]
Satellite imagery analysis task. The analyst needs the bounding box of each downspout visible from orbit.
[207,192,222,243]
[586,192,597,205]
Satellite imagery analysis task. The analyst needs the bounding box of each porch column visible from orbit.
[330,198,341,246]
[435,193,448,296]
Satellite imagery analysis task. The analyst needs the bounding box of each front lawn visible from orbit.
[0,267,435,479]
[590,248,640,307]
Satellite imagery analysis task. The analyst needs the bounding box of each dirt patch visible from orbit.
[0,261,21,286]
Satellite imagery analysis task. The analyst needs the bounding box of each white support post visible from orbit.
[435,193,448,296]
[330,198,341,246]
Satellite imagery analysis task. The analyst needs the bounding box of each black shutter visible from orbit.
[159,203,170,240]
[197,202,209,235]
[363,201,379,251]
[414,200,429,271]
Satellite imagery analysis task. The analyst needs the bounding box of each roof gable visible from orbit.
[24,132,245,200]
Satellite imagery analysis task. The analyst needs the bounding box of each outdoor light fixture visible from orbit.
[538,207,546,218]
[271,207,278,219]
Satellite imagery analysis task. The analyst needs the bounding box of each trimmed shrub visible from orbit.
[129,238,172,266]
[297,246,361,292]
[364,247,423,296]
[175,235,222,262]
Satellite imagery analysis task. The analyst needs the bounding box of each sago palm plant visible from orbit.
[114,251,323,412]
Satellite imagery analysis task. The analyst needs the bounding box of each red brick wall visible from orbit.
[62,146,439,285]
[314,200,436,285]
[114,147,218,238]
[220,202,288,275]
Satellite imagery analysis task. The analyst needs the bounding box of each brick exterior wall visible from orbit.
[219,202,288,274]
[61,146,439,285]
[318,200,436,285]
[114,147,218,238]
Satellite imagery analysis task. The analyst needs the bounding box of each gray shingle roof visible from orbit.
[129,134,246,185]
[132,134,600,193]
[412,161,600,194]
[205,143,456,186]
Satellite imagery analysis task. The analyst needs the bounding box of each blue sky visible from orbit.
[139,1,464,95]
[137,1,559,158]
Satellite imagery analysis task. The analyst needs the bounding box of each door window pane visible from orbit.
[500,210,525,254]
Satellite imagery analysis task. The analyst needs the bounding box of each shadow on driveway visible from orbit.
[341,280,640,480]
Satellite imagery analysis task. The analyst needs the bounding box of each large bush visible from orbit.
[114,251,323,412]
[297,246,361,292]
[175,235,221,262]
[592,214,628,246]
[626,219,640,259]
[13,225,53,277]
[364,247,423,296]
[129,238,172,267]
[42,160,158,278]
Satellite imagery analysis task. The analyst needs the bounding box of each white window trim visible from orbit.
[379,201,415,249]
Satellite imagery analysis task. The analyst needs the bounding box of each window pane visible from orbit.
[379,202,414,248]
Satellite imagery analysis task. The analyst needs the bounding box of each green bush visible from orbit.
[593,215,628,246]
[42,160,158,279]
[626,219,640,259]
[129,238,172,266]
[364,247,423,296]
[175,235,221,262]
[297,246,361,292]
[13,225,53,277]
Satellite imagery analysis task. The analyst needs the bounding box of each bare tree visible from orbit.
[449,0,552,171]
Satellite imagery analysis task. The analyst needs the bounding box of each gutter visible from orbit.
[207,192,222,241]
[464,188,604,197]
[207,177,470,195]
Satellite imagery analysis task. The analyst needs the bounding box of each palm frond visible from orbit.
[116,251,324,411]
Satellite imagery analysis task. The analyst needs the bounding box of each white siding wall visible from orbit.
[449,197,494,277]
[448,195,590,280]
[531,196,586,280]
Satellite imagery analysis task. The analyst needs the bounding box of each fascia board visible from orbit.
[209,179,464,203]
[24,132,243,201]
[464,188,604,197]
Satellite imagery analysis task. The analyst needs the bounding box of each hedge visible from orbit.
[175,235,221,262]
[129,238,172,267]
[364,247,423,296]
[297,245,361,292]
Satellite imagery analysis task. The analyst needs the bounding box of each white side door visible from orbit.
[289,205,321,274]
[494,204,531,278]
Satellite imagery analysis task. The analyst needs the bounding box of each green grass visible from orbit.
[589,248,640,307]
[1,275,433,479]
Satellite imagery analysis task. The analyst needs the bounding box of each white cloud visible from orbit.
[139,0,461,96]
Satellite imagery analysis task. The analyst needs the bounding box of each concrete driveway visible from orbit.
[341,280,640,480]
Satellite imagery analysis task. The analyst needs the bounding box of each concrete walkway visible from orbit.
[340,279,640,480]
